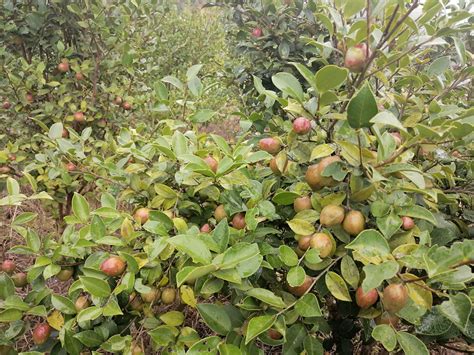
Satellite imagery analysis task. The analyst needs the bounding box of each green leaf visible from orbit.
[282,324,306,354]
[340,255,360,289]
[148,325,179,346]
[310,144,335,161]
[370,111,407,132]
[304,335,324,355]
[13,212,38,225]
[80,276,111,298]
[189,109,215,123]
[426,56,450,76]
[77,306,102,323]
[272,72,304,102]
[344,0,365,17]
[345,229,391,263]
[219,243,260,269]
[438,293,472,331]
[396,331,429,355]
[287,219,315,236]
[287,266,306,287]
[196,303,232,335]
[245,315,275,344]
[376,212,402,239]
[176,265,218,287]
[103,299,123,316]
[51,294,76,314]
[0,309,23,322]
[398,206,437,226]
[315,65,348,93]
[372,325,397,351]
[272,191,300,205]
[72,193,90,222]
[279,245,298,267]
[7,178,20,195]
[160,311,185,326]
[168,235,212,265]
[212,219,229,253]
[295,293,322,317]
[74,330,104,347]
[325,272,351,301]
[291,63,318,92]
[246,288,286,309]
[49,122,64,139]
[361,261,399,292]
[347,83,378,129]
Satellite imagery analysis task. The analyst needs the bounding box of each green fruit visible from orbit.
[56,267,74,281]
[320,205,345,227]
[382,283,408,313]
[75,296,90,312]
[342,210,365,235]
[214,204,227,222]
[141,287,160,303]
[161,288,176,304]
[12,272,27,287]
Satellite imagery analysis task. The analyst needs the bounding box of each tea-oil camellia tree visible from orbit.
[1,0,474,354]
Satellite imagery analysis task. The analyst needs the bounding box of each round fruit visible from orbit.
[8,154,16,161]
[375,312,400,327]
[161,288,176,304]
[382,283,408,313]
[97,118,107,127]
[129,294,144,311]
[100,256,126,277]
[309,233,335,258]
[251,27,262,37]
[12,272,27,287]
[452,150,461,158]
[287,275,313,296]
[141,287,160,303]
[259,137,281,155]
[66,162,76,171]
[200,223,211,233]
[391,132,402,147]
[355,287,379,309]
[297,235,312,251]
[26,93,34,103]
[317,156,342,187]
[56,267,74,281]
[75,296,90,312]
[62,128,69,138]
[1,260,16,274]
[134,207,150,224]
[122,102,132,110]
[320,205,345,227]
[401,216,414,230]
[342,210,365,236]
[292,117,312,135]
[214,204,227,222]
[32,323,51,345]
[267,328,283,340]
[204,156,218,173]
[269,157,287,175]
[2,101,11,109]
[75,72,84,81]
[0,166,11,174]
[294,196,312,212]
[344,43,371,72]
[58,60,69,73]
[232,213,246,230]
[305,164,322,190]
[114,96,123,105]
[73,111,85,122]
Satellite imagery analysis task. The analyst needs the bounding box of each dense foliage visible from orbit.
[0,0,473,354]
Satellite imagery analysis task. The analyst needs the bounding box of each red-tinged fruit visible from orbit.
[342,210,365,236]
[344,43,371,73]
[122,102,132,110]
[309,233,335,258]
[12,272,27,287]
[204,156,218,173]
[32,323,51,345]
[73,111,85,122]
[259,137,281,155]
[232,212,246,230]
[100,256,126,277]
[66,162,76,172]
[294,196,312,212]
[382,283,409,313]
[401,216,414,230]
[62,128,69,138]
[75,72,84,81]
[292,117,312,135]
[267,328,283,340]
[58,59,69,73]
[2,101,11,109]
[391,132,402,147]
[251,27,262,38]
[375,312,400,327]
[1,260,16,274]
[320,205,345,227]
[200,223,211,233]
[355,287,379,309]
[134,207,150,224]
[298,235,312,251]
[287,275,313,296]
[26,93,34,103]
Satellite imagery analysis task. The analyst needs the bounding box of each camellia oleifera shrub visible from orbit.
[0,0,474,354]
